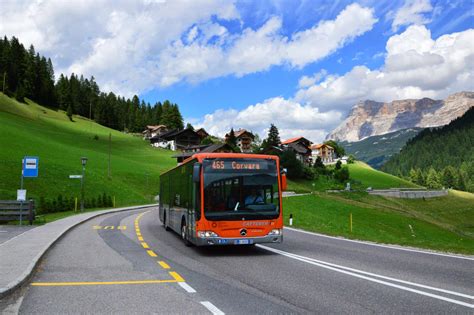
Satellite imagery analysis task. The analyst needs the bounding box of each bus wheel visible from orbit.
[181,221,191,247]
[164,212,171,231]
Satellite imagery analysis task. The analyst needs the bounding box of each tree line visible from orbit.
[382,107,474,192]
[0,36,184,132]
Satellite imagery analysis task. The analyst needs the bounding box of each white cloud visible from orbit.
[298,70,327,88]
[157,3,377,87]
[391,0,433,32]
[0,1,377,96]
[195,97,342,143]
[0,0,240,96]
[295,25,474,112]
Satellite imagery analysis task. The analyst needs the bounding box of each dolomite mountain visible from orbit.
[326,91,474,142]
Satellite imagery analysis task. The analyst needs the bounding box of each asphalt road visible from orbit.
[10,208,474,314]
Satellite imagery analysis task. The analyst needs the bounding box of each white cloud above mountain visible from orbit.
[195,24,474,143]
[295,25,474,112]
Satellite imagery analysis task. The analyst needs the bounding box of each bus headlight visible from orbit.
[197,231,219,238]
[267,229,282,236]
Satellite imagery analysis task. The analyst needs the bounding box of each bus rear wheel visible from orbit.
[181,221,191,247]
[163,212,171,231]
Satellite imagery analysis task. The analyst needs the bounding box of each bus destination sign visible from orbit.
[206,159,271,172]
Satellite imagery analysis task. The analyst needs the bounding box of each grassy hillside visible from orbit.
[287,161,417,193]
[284,160,474,254]
[342,128,422,169]
[348,161,417,189]
[282,191,474,254]
[0,93,175,208]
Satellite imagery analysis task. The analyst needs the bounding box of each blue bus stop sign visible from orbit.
[23,156,39,178]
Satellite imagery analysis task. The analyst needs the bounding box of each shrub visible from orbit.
[279,150,304,179]
[334,167,350,183]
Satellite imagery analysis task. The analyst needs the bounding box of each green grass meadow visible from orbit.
[282,192,474,254]
[0,93,175,208]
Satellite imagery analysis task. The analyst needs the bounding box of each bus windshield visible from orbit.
[203,158,280,221]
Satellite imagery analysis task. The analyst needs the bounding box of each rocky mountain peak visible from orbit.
[326,91,474,142]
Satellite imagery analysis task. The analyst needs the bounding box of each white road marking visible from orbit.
[200,301,225,315]
[258,245,474,309]
[284,226,474,261]
[178,282,196,293]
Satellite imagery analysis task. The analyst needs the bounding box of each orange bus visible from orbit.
[159,153,284,246]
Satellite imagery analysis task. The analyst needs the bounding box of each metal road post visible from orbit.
[19,167,24,226]
[80,157,88,212]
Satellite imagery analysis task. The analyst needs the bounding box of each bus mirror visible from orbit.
[193,163,201,183]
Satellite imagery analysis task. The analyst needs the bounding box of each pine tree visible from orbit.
[266,124,281,148]
[426,167,442,189]
[442,166,457,188]
[226,128,237,147]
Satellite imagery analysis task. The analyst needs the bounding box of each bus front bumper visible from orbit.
[195,235,283,246]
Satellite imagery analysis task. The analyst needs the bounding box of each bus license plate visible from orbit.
[235,239,250,245]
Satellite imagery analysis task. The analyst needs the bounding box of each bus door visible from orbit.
[188,173,197,240]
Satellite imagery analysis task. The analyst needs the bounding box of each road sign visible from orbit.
[69,175,83,179]
[23,156,39,178]
[17,189,26,201]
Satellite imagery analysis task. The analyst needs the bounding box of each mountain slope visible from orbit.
[382,107,474,191]
[327,91,473,142]
[0,93,175,208]
[342,128,422,169]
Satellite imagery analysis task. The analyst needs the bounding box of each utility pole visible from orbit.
[80,157,88,212]
[89,101,92,133]
[108,133,111,178]
[2,71,6,93]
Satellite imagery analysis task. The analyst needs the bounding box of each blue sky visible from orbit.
[1,0,473,141]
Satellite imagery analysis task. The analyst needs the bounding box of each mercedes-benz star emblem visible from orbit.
[240,228,247,236]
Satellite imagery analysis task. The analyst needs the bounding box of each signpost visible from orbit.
[20,156,39,225]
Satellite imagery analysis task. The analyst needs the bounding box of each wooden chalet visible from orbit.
[150,128,201,151]
[281,137,313,165]
[142,125,168,140]
[311,144,335,164]
[225,129,254,153]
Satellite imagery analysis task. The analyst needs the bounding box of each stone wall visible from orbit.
[368,189,448,199]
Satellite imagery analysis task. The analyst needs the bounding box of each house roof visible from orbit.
[143,125,167,133]
[150,128,199,142]
[172,143,232,158]
[225,129,254,139]
[311,144,334,150]
[282,136,312,145]
[195,128,209,136]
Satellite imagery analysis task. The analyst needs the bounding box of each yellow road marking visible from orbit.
[158,261,170,269]
[141,242,149,249]
[169,271,185,282]
[138,236,144,241]
[117,226,127,230]
[147,250,157,257]
[104,226,115,230]
[136,232,142,236]
[31,279,178,286]
[92,226,101,229]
